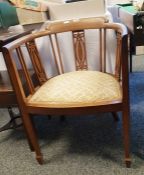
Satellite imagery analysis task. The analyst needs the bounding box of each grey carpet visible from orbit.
[1,61,144,174]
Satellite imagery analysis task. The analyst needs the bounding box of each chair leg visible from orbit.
[27,134,35,152]
[22,113,43,164]
[112,112,119,121]
[122,110,131,168]
[18,119,34,152]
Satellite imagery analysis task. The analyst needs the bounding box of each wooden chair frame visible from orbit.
[2,17,130,167]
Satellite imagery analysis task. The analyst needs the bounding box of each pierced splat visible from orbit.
[26,40,47,85]
[73,31,88,70]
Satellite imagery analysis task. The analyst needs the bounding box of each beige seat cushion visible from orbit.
[28,71,122,108]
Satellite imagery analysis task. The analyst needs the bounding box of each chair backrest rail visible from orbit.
[49,35,61,75]
[16,47,35,94]
[103,28,106,73]
[115,33,122,81]
[54,34,65,74]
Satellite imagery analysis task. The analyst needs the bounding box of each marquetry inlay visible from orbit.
[73,31,88,70]
[26,40,47,84]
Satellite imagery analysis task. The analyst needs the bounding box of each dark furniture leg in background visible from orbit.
[129,33,136,73]
[0,70,22,132]
[0,29,32,132]
[0,107,22,132]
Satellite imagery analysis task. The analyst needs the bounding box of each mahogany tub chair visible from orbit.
[2,17,131,167]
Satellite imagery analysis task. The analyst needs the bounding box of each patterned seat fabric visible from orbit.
[28,71,122,108]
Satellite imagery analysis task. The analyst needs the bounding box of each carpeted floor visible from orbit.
[1,57,144,174]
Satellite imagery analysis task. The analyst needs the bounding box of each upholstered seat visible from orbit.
[28,71,122,108]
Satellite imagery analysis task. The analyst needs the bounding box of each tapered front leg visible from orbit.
[22,113,43,164]
[122,109,131,168]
